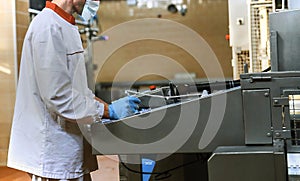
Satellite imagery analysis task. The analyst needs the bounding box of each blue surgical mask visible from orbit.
[80,0,100,22]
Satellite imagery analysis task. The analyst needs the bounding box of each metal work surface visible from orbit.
[91,87,244,155]
[91,71,300,180]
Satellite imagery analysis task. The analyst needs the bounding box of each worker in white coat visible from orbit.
[7,0,141,180]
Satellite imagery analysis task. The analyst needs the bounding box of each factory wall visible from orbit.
[94,0,232,82]
[0,0,18,166]
[0,0,29,166]
[16,0,30,70]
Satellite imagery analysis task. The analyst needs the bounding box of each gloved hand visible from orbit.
[109,96,141,120]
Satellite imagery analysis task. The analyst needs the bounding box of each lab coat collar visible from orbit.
[45,1,75,25]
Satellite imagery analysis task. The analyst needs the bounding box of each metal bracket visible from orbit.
[249,76,272,83]
[273,139,285,152]
[272,97,289,106]
[270,31,279,71]
[273,130,291,139]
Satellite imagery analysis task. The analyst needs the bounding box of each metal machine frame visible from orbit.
[90,9,300,181]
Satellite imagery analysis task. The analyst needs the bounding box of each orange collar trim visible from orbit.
[45,1,75,25]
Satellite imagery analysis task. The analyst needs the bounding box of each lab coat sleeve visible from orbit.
[32,24,100,122]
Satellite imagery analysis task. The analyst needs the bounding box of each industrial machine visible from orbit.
[90,9,300,181]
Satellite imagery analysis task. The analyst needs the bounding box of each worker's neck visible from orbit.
[51,0,73,15]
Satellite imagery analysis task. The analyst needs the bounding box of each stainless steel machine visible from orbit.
[91,9,300,181]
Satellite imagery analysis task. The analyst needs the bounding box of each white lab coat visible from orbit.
[7,6,103,179]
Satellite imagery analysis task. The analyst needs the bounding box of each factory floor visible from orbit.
[0,167,30,181]
[0,156,119,181]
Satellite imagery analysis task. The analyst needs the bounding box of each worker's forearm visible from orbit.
[95,96,110,118]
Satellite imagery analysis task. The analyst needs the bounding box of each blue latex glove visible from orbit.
[109,96,141,120]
